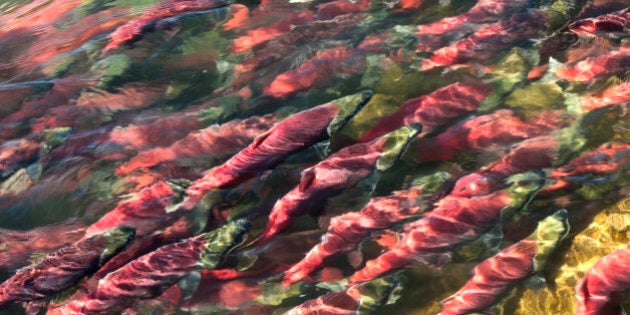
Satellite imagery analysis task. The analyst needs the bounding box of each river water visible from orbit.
[0,0,629,314]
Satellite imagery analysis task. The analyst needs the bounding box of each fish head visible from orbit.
[530,209,570,272]
[327,90,374,137]
[502,170,547,218]
[376,123,422,171]
[42,127,72,148]
[505,171,546,196]
[98,226,136,266]
[199,219,251,269]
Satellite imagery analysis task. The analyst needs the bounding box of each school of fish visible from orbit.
[0,0,629,314]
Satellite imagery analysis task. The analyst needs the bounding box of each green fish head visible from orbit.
[501,171,546,220]
[505,171,546,203]
[376,123,422,171]
[327,90,374,137]
[199,219,251,269]
[531,209,570,271]
[99,226,136,265]
[42,127,72,148]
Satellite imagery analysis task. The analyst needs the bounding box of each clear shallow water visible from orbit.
[0,0,629,314]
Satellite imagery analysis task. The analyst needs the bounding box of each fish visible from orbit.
[580,82,630,111]
[82,92,370,272]
[115,114,277,175]
[0,220,86,271]
[283,187,427,285]
[0,0,628,313]
[50,219,249,314]
[439,209,569,315]
[314,0,370,20]
[0,77,88,142]
[258,124,421,244]
[103,0,232,52]
[82,181,177,238]
[231,10,314,53]
[569,8,629,36]
[359,82,492,143]
[0,139,44,178]
[415,0,531,52]
[263,46,367,99]
[235,13,364,74]
[0,227,135,309]
[0,127,70,183]
[348,172,545,285]
[405,109,565,163]
[450,134,565,198]
[222,4,249,31]
[556,44,630,83]
[576,245,630,315]
[421,10,548,71]
[91,211,207,279]
[285,277,401,315]
[542,142,630,195]
[182,91,372,209]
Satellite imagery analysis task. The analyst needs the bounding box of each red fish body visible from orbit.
[0,77,88,141]
[348,171,545,286]
[440,210,568,315]
[263,46,366,99]
[576,247,630,315]
[283,187,425,285]
[259,125,420,244]
[360,83,492,143]
[116,114,277,175]
[441,241,538,315]
[285,288,366,315]
[349,191,512,285]
[580,82,630,111]
[569,8,629,36]
[557,45,630,83]
[0,221,86,271]
[314,0,370,20]
[51,220,248,314]
[0,227,134,309]
[415,0,530,52]
[450,134,561,197]
[231,11,314,54]
[407,109,563,162]
[236,13,364,74]
[184,91,372,207]
[104,0,231,51]
[83,181,176,238]
[422,10,548,71]
[543,143,630,194]
[0,138,43,176]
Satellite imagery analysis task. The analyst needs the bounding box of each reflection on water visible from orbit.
[0,0,629,314]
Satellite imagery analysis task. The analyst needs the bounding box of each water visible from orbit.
[0,0,629,314]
